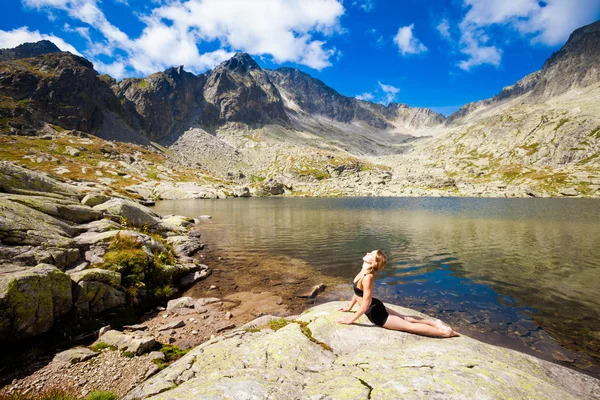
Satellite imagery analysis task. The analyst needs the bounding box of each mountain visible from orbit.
[0,50,144,141]
[0,19,599,198]
[448,20,600,125]
[0,40,60,62]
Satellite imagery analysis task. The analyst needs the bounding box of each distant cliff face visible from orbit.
[0,40,61,62]
[0,52,136,135]
[115,66,205,142]
[201,53,288,126]
[266,67,392,129]
[532,20,600,98]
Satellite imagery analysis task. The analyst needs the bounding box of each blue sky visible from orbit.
[1,0,600,116]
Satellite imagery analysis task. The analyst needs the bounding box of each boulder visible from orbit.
[0,264,72,340]
[0,197,76,248]
[93,198,159,228]
[81,193,111,207]
[159,215,194,230]
[2,194,103,224]
[165,235,204,257]
[94,330,155,355]
[166,297,196,311]
[157,320,185,331]
[0,162,79,199]
[72,281,126,316]
[52,347,98,365]
[78,219,121,233]
[124,302,600,400]
[74,230,167,255]
[177,268,211,287]
[68,268,121,287]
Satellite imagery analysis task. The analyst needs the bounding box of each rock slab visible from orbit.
[124,302,600,400]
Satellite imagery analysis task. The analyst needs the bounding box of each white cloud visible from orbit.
[355,92,374,101]
[378,81,399,105]
[436,19,451,40]
[456,0,600,70]
[352,0,374,12]
[17,0,345,77]
[393,24,428,55]
[0,26,81,55]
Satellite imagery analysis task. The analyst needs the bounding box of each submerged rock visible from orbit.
[124,302,600,400]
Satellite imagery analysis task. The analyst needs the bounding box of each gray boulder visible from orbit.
[93,198,159,228]
[0,264,72,340]
[165,235,204,257]
[0,197,76,248]
[2,194,103,224]
[69,268,121,287]
[95,330,156,355]
[53,347,98,365]
[0,162,79,199]
[81,193,111,207]
[72,280,126,316]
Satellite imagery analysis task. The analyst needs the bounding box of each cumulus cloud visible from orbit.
[0,26,81,55]
[355,92,374,101]
[16,0,345,77]
[457,0,600,70]
[436,19,451,40]
[378,81,399,105]
[393,24,428,55]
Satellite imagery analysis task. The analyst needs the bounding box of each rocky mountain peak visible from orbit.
[0,40,61,62]
[220,52,261,74]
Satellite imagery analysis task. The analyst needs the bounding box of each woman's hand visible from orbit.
[337,305,351,312]
[336,317,354,325]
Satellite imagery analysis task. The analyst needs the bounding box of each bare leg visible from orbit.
[385,307,442,327]
[384,307,459,337]
[383,315,458,338]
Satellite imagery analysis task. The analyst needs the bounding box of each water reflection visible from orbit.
[154,197,600,373]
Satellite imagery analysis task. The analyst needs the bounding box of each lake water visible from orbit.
[154,197,600,376]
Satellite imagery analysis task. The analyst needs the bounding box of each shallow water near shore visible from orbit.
[154,197,600,377]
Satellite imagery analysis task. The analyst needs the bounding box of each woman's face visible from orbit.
[362,250,377,265]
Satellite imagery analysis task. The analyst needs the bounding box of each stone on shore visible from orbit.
[123,302,600,400]
[165,236,204,258]
[0,264,72,340]
[52,347,98,365]
[93,198,159,228]
[95,330,156,356]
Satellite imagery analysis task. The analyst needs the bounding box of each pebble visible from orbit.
[209,285,217,290]
[225,312,233,319]
[189,318,196,322]
[192,330,198,335]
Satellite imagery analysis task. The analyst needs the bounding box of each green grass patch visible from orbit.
[51,124,67,133]
[159,344,189,361]
[84,392,117,400]
[101,232,176,301]
[588,126,600,139]
[577,152,600,165]
[519,142,540,156]
[138,79,148,88]
[554,118,569,131]
[123,351,135,358]
[90,341,116,352]
[267,318,288,331]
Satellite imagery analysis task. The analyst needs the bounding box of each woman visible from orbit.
[337,250,459,338]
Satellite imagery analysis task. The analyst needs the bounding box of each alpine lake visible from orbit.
[154,197,600,378]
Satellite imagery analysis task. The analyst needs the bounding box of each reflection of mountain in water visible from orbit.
[154,197,600,370]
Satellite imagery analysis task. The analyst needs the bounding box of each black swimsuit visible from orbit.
[353,274,389,327]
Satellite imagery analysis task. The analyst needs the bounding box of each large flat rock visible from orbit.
[124,301,600,399]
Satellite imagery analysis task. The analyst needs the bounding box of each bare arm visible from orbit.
[338,294,358,312]
[337,275,374,324]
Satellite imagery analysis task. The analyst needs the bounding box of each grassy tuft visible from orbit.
[159,344,189,362]
[89,342,116,352]
[83,392,117,400]
[101,232,176,301]
[554,118,569,131]
[267,318,288,331]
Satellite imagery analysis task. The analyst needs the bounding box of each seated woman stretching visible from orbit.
[337,249,459,338]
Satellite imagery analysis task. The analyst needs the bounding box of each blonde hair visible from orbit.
[367,250,387,275]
